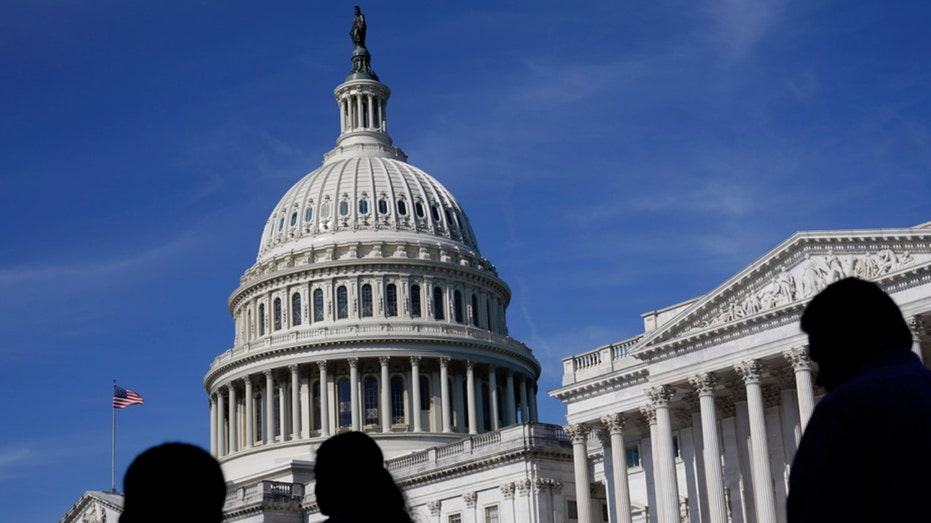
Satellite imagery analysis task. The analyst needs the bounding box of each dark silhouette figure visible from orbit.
[120,442,226,523]
[350,6,367,48]
[314,432,413,523]
[788,277,931,522]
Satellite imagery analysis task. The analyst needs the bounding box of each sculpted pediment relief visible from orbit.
[632,228,931,351]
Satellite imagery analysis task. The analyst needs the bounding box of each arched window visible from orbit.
[431,204,441,221]
[339,200,349,216]
[453,290,463,323]
[273,298,282,330]
[397,200,407,216]
[321,201,331,219]
[247,309,253,340]
[486,299,493,331]
[411,284,422,318]
[258,303,266,336]
[359,198,369,215]
[391,375,405,424]
[314,289,324,322]
[360,284,373,318]
[292,293,302,326]
[471,294,479,326]
[415,201,425,218]
[385,283,398,317]
[337,286,348,319]
[273,387,282,438]
[290,212,297,227]
[255,391,264,442]
[338,379,352,428]
[378,198,388,214]
[433,286,445,320]
[364,377,379,425]
[304,205,314,222]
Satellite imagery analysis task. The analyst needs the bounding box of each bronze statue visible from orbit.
[350,6,367,48]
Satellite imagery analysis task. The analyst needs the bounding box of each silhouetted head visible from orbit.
[313,432,412,523]
[120,442,226,523]
[801,277,912,391]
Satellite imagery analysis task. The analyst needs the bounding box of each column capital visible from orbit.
[439,357,450,368]
[646,385,675,406]
[734,359,765,384]
[427,500,441,516]
[592,425,610,446]
[409,355,421,366]
[688,372,718,396]
[378,355,390,366]
[462,491,477,508]
[500,482,515,499]
[348,357,359,368]
[600,413,625,435]
[783,347,811,371]
[288,364,299,373]
[263,369,274,379]
[639,404,657,425]
[466,359,476,371]
[565,423,589,443]
[316,360,328,371]
[907,315,926,337]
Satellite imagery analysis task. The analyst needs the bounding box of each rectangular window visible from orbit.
[484,505,499,523]
[626,444,641,468]
[567,500,578,520]
[448,514,462,523]
[673,435,681,459]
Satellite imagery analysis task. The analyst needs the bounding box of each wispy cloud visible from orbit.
[705,0,787,60]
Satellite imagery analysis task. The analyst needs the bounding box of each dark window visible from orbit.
[378,199,388,214]
[292,293,302,326]
[359,199,368,214]
[364,377,379,425]
[360,284,373,317]
[339,200,349,216]
[337,286,348,319]
[420,375,430,410]
[290,212,297,226]
[431,204,441,221]
[338,379,352,427]
[305,206,314,222]
[453,290,463,323]
[312,381,321,431]
[433,286,445,320]
[274,298,282,330]
[411,284,422,318]
[278,217,284,231]
[626,445,641,468]
[386,284,398,317]
[397,200,407,215]
[486,299,493,331]
[415,201,425,218]
[258,303,266,335]
[313,289,324,322]
[471,294,479,326]
[391,376,405,424]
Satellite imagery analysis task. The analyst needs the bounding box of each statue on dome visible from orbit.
[350,6,367,48]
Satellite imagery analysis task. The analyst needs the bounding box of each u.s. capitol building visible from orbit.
[60,12,931,523]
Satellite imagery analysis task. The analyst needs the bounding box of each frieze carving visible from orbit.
[908,315,927,338]
[697,250,918,331]
[427,500,441,516]
[463,491,477,507]
[534,477,562,493]
[516,479,533,496]
[500,482,515,499]
[81,505,105,523]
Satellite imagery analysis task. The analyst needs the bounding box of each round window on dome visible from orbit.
[431,204,441,221]
[321,202,331,218]
[305,206,314,222]
[415,201,425,218]
[378,199,388,214]
[397,200,408,216]
[359,199,369,215]
[339,201,349,216]
[290,212,297,227]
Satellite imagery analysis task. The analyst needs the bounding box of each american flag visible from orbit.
[113,385,144,409]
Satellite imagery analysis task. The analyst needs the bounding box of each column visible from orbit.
[349,358,360,431]
[908,316,926,363]
[380,356,391,432]
[488,365,500,430]
[602,414,632,523]
[244,377,254,448]
[228,384,238,453]
[647,385,680,523]
[209,395,217,457]
[264,371,275,444]
[689,373,728,523]
[440,357,451,433]
[640,405,664,523]
[216,388,226,457]
[518,375,529,423]
[355,95,363,129]
[411,356,423,432]
[505,370,516,425]
[466,361,478,434]
[290,365,301,440]
[366,93,374,129]
[567,424,593,523]
[318,361,330,437]
[735,360,777,523]
[784,348,815,431]
[529,381,539,422]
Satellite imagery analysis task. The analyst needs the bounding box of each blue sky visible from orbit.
[2,1,930,521]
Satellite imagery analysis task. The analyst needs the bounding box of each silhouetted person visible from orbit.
[788,277,931,522]
[120,442,226,523]
[314,431,413,523]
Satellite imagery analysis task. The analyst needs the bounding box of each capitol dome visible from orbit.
[204,21,541,486]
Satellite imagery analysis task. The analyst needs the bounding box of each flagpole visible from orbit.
[111,379,116,494]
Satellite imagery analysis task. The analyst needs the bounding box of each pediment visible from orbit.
[630,225,931,356]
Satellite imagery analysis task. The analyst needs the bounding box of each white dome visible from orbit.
[257,154,480,265]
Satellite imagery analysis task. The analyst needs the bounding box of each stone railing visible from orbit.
[225,480,304,508]
[561,335,643,385]
[211,322,534,369]
[385,422,570,478]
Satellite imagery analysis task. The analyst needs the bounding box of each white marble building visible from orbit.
[550,224,931,523]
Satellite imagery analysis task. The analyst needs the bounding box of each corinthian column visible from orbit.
[290,365,301,440]
[317,361,330,437]
[908,315,926,363]
[567,424,593,523]
[349,358,360,431]
[646,385,680,523]
[735,360,777,523]
[466,360,477,434]
[228,384,238,453]
[783,347,815,431]
[411,356,422,432]
[380,356,391,432]
[244,376,254,448]
[440,357,451,433]
[264,370,274,444]
[689,373,728,523]
[601,414,632,523]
